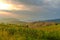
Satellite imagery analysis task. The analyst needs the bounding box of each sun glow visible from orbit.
[0,0,29,11]
[0,1,13,10]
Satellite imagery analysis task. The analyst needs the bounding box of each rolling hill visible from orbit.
[0,18,26,24]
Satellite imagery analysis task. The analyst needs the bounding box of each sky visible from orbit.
[0,0,60,22]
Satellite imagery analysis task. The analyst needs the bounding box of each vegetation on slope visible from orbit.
[0,22,59,40]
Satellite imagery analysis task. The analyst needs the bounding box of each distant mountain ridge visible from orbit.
[44,19,60,23]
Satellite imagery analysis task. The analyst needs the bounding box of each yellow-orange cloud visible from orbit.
[0,11,29,19]
[0,0,30,11]
[11,4,30,11]
[0,11,19,18]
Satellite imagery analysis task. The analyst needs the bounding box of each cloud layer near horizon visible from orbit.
[0,0,60,21]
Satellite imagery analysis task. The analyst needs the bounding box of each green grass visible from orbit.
[0,23,60,40]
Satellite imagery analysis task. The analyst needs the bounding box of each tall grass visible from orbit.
[0,23,60,40]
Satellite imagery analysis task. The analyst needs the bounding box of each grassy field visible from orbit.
[0,23,60,40]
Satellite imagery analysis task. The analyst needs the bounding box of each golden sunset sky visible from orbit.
[0,0,60,22]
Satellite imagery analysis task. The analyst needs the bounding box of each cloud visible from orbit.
[11,4,31,11]
[0,11,18,18]
[42,0,60,8]
[1,0,43,11]
[0,0,31,11]
[0,0,60,21]
[0,11,29,19]
[0,0,46,11]
[6,0,60,12]
[3,0,60,10]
